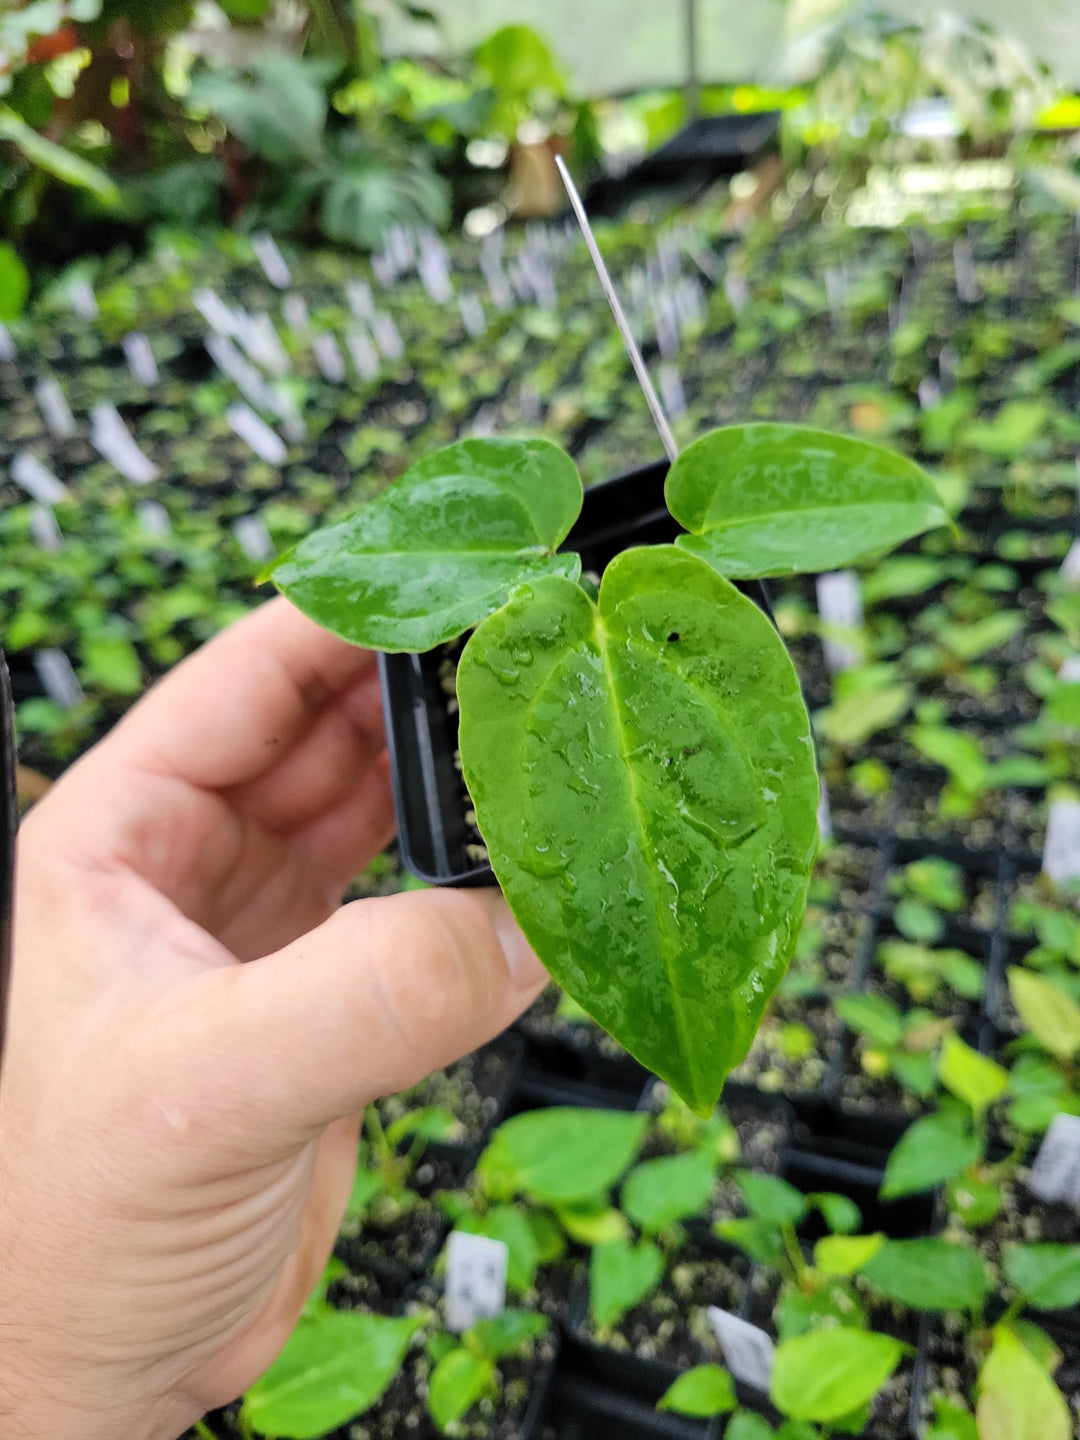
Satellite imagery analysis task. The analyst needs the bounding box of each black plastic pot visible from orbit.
[378,458,773,888]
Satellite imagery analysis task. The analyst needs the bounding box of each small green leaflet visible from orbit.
[1003,1244,1080,1310]
[657,1364,737,1417]
[861,1238,990,1313]
[976,1325,1071,1440]
[266,437,583,650]
[589,1237,664,1332]
[241,1311,423,1439]
[770,1328,905,1424]
[621,1149,718,1233]
[458,546,819,1114]
[665,424,948,579]
[476,1107,647,1206]
[880,1109,983,1200]
[427,1349,493,1432]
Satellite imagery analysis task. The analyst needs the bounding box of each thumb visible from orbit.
[183,888,547,1149]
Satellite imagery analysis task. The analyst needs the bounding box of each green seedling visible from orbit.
[424,1308,549,1435]
[836,991,953,1099]
[344,1103,461,1225]
[267,426,946,1112]
[876,939,985,1007]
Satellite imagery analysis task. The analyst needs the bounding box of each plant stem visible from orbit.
[194,1423,217,1440]
[781,1221,810,1287]
[999,1294,1024,1330]
[365,1103,392,1165]
[984,1133,1028,1184]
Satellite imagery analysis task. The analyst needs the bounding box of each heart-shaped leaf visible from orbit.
[589,1237,664,1332]
[665,424,948,579]
[457,545,819,1114]
[770,1328,905,1424]
[266,437,583,650]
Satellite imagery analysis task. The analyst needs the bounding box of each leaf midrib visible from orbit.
[696,496,942,534]
[593,613,700,1103]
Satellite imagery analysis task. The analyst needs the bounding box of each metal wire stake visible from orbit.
[555,154,679,463]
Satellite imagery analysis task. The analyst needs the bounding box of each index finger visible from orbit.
[104,597,377,791]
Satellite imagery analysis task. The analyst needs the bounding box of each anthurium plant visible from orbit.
[267,424,946,1113]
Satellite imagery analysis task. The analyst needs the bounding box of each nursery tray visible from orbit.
[378,458,774,888]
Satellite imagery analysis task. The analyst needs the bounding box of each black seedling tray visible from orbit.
[378,458,773,888]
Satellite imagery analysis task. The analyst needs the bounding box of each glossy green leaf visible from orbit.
[1008,968,1080,1061]
[1003,1244,1080,1310]
[861,1238,990,1313]
[589,1237,664,1332]
[770,1328,904,1424]
[806,1193,861,1237]
[665,424,947,579]
[735,1171,808,1225]
[814,1233,884,1276]
[621,1149,717,1234]
[242,1311,422,1438]
[724,1412,776,1440]
[881,1109,983,1200]
[458,546,819,1114]
[658,1364,737,1417]
[469,1308,548,1361]
[938,1034,1009,1119]
[476,1107,647,1206]
[976,1325,1071,1440]
[268,438,583,650]
[427,1348,494,1432]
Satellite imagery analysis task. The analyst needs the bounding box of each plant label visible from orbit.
[419,252,453,305]
[707,1307,775,1391]
[34,650,83,709]
[654,295,680,358]
[953,239,980,303]
[471,404,498,439]
[123,332,159,387]
[206,334,275,413]
[1059,655,1080,683]
[346,328,380,382]
[918,377,941,411]
[91,403,159,485]
[34,376,76,438]
[372,313,404,362]
[69,277,98,320]
[233,514,275,563]
[193,288,238,336]
[0,320,15,361]
[235,313,289,377]
[251,231,291,289]
[1042,798,1080,884]
[226,404,287,465]
[1060,539,1080,590]
[459,291,486,339]
[817,776,833,842]
[1028,1112,1080,1206]
[282,294,310,334]
[724,271,750,313]
[444,1231,508,1334]
[311,332,346,384]
[816,571,863,674]
[346,278,374,322]
[659,362,687,422]
[29,504,62,552]
[137,499,172,538]
[12,451,69,504]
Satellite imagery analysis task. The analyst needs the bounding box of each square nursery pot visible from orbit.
[378,459,773,889]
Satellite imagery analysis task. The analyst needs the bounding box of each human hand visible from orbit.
[0,598,546,1440]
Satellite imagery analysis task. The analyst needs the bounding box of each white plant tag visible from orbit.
[459,291,486,338]
[29,504,62,551]
[12,451,69,504]
[658,362,686,422]
[1042,798,1080,884]
[444,1231,508,1334]
[1028,1113,1080,1206]
[918,376,941,411]
[122,332,159,386]
[34,376,76,437]
[205,334,276,412]
[137,499,172,538]
[235,312,289,377]
[91,403,159,484]
[724,271,750,313]
[311,331,346,384]
[0,320,15,361]
[346,328,380,381]
[707,1307,775,1391]
[817,778,834,842]
[193,288,238,336]
[226,403,287,465]
[371,312,404,362]
[34,650,84,709]
[346,278,374,322]
[953,239,980,303]
[251,230,291,289]
[1061,539,1080,589]
[233,513,275,563]
[471,404,498,439]
[817,571,864,674]
[282,293,310,334]
[1059,655,1080,683]
[69,277,98,320]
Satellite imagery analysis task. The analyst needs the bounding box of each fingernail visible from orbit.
[485,893,548,992]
